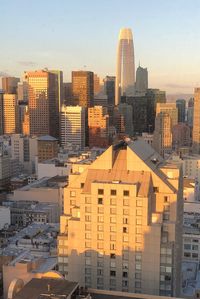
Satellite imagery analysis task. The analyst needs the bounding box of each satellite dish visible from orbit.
[7,278,24,299]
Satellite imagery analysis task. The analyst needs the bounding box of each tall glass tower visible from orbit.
[115,28,135,105]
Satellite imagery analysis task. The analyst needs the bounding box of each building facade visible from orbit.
[72,71,94,107]
[3,94,19,134]
[58,140,183,297]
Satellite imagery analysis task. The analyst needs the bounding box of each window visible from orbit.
[123,190,129,196]
[98,198,103,205]
[136,209,142,216]
[85,206,91,213]
[110,253,116,259]
[122,280,128,287]
[98,207,104,214]
[123,271,128,278]
[153,186,159,193]
[192,253,198,259]
[70,200,75,205]
[135,272,141,279]
[135,263,142,270]
[110,260,116,268]
[163,213,169,221]
[85,242,91,248]
[85,224,91,231]
[123,235,129,242]
[110,234,116,241]
[85,251,91,257]
[135,254,142,261]
[85,215,91,222]
[85,197,91,204]
[98,251,104,258]
[97,269,103,276]
[110,217,116,223]
[136,218,142,225]
[98,233,104,240]
[123,199,129,206]
[164,196,169,203]
[81,183,84,188]
[164,205,170,212]
[97,260,103,267]
[70,191,76,197]
[110,198,116,205]
[97,242,104,249]
[136,236,142,243]
[98,189,104,195]
[110,243,116,250]
[136,200,142,207]
[123,261,128,269]
[123,227,128,233]
[192,245,198,251]
[97,277,103,285]
[110,208,116,214]
[110,279,116,286]
[111,190,117,196]
[136,227,142,234]
[110,270,116,277]
[123,218,128,224]
[85,258,91,265]
[135,281,141,288]
[98,225,104,231]
[123,209,129,215]
[98,216,104,222]
[85,233,91,239]
[110,226,116,232]
[184,244,191,250]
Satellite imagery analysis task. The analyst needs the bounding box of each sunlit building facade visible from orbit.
[193,88,200,154]
[3,94,19,134]
[58,140,183,297]
[115,28,135,105]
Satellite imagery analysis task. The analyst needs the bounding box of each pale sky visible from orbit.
[1,0,200,93]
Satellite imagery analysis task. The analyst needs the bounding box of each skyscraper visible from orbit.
[192,88,200,154]
[27,70,59,138]
[2,77,20,94]
[135,65,148,95]
[72,71,94,107]
[3,94,19,134]
[103,76,115,106]
[176,99,186,123]
[115,28,135,105]
[58,139,182,297]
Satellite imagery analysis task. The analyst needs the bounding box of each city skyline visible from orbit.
[1,0,200,93]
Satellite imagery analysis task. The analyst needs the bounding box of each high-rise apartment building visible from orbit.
[193,88,200,154]
[58,139,182,297]
[153,112,172,157]
[72,71,94,107]
[2,77,20,94]
[3,94,19,134]
[94,74,101,95]
[103,76,115,106]
[88,106,110,148]
[176,99,186,123]
[115,28,135,105]
[27,70,59,138]
[60,105,85,149]
[135,65,148,95]
[156,103,178,129]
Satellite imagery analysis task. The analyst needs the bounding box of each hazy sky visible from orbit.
[1,0,200,93]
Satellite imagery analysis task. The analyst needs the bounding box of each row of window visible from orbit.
[98,189,130,197]
[85,212,142,223]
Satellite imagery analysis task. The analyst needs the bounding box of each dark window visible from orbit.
[81,183,84,188]
[123,190,129,196]
[110,253,116,259]
[98,198,103,205]
[123,271,128,278]
[111,190,117,196]
[123,227,128,233]
[98,189,104,195]
[153,186,159,193]
[110,270,116,277]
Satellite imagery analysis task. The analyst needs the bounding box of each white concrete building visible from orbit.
[60,106,85,149]
[37,158,71,180]
[0,206,10,229]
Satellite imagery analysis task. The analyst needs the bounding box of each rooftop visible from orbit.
[37,135,58,142]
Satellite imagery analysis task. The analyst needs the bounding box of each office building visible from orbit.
[3,94,19,134]
[172,123,191,149]
[88,106,110,148]
[193,88,200,154]
[0,90,4,135]
[127,96,148,135]
[187,97,194,128]
[135,65,148,95]
[94,74,101,95]
[58,139,182,297]
[37,135,58,163]
[115,28,135,105]
[17,81,28,102]
[49,69,64,112]
[153,112,172,157]
[0,206,10,230]
[176,99,186,123]
[118,103,133,136]
[2,77,20,94]
[27,70,59,138]
[103,76,115,106]
[60,105,85,149]
[156,103,178,129]
[0,143,10,189]
[72,71,94,107]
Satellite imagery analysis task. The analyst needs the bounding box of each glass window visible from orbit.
[110,217,116,223]
[70,191,76,197]
[85,233,91,239]
[85,215,91,222]
[136,218,142,225]
[123,235,129,242]
[110,270,116,276]
[111,190,117,196]
[110,234,116,241]
[98,207,104,214]
[97,242,104,249]
[98,233,104,240]
[135,272,141,279]
[135,263,142,270]
[85,242,91,248]
[110,260,116,268]
[110,198,116,205]
[85,206,91,213]
[123,209,129,215]
[98,216,104,222]
[85,197,91,204]
[110,226,116,232]
[136,209,142,216]
[136,227,142,234]
[98,189,104,195]
[98,225,104,231]
[136,236,142,243]
[123,199,129,206]
[123,190,129,196]
[98,198,103,205]
[123,218,129,224]
[123,227,128,233]
[136,200,142,207]
[110,208,116,214]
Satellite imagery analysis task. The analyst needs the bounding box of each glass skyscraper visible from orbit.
[115,28,135,105]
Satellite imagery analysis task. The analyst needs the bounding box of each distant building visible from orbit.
[0,206,10,230]
[0,90,4,135]
[88,106,110,148]
[60,105,85,149]
[103,76,115,106]
[17,81,28,102]
[153,112,172,157]
[156,103,178,129]
[187,97,194,128]
[0,143,10,189]
[37,135,58,163]
[2,77,20,94]
[72,71,94,107]
[27,70,59,138]
[94,74,101,95]
[118,103,133,136]
[3,94,19,134]
[193,88,200,154]
[172,123,191,149]
[135,65,148,95]
[176,99,186,123]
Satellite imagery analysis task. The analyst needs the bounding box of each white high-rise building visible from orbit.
[115,28,135,105]
[60,106,85,149]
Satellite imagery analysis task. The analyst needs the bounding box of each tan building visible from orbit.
[2,77,20,94]
[37,135,58,163]
[22,109,30,135]
[3,94,19,134]
[27,70,59,138]
[94,74,101,95]
[72,71,94,107]
[58,139,183,297]
[156,103,178,129]
[193,88,200,154]
[153,112,172,157]
[88,106,110,148]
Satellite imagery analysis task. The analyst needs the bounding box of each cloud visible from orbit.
[18,61,37,67]
[165,83,194,89]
